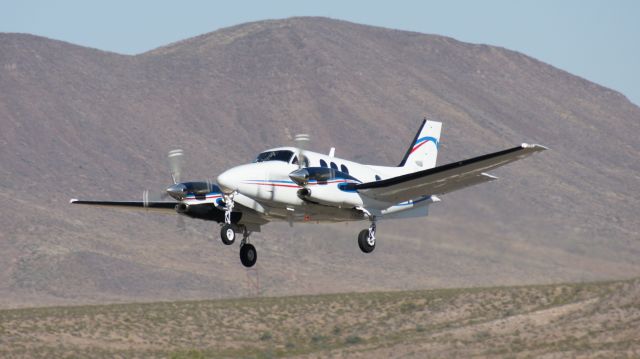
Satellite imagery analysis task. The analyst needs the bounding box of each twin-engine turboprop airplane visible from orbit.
[71,120,546,267]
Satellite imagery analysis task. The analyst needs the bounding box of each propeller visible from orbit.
[294,133,310,170]
[168,149,184,184]
[165,148,218,201]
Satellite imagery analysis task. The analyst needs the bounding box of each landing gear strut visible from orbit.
[219,191,239,245]
[223,191,235,225]
[357,207,376,253]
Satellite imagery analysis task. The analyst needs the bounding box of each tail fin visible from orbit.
[398,119,442,171]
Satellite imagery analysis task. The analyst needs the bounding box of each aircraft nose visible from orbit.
[217,168,241,193]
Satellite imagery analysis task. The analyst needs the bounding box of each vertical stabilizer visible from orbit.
[398,120,442,171]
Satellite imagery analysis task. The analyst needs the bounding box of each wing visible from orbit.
[357,144,547,203]
[69,198,270,228]
[69,199,178,213]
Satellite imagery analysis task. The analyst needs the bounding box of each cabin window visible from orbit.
[330,162,338,170]
[254,150,294,163]
[340,164,349,174]
[320,159,328,167]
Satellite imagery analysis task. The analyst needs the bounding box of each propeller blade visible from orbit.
[176,214,186,232]
[294,134,310,170]
[143,189,149,208]
[144,188,173,202]
[168,149,184,184]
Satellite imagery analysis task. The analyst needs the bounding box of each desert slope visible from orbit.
[0,17,639,307]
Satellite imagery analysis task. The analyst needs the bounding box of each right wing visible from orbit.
[357,144,547,203]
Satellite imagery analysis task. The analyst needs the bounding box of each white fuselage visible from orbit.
[216,147,437,223]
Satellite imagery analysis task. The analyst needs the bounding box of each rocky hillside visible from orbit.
[1,17,639,307]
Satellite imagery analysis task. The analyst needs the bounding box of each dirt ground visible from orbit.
[0,278,638,358]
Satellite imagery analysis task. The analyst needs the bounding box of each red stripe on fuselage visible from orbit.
[243,179,356,188]
[247,183,300,188]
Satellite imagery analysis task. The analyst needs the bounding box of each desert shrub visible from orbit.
[400,302,419,313]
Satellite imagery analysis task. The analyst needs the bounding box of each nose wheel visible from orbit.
[220,224,237,245]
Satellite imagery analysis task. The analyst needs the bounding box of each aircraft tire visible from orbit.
[220,224,236,245]
[240,243,257,267]
[358,229,375,253]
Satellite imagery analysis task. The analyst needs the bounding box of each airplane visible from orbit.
[70,119,547,267]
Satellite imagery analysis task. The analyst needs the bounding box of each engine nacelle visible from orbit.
[290,167,363,207]
[297,183,363,208]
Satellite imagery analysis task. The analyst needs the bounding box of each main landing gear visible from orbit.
[219,223,257,268]
[357,207,376,253]
[239,240,257,268]
[219,192,257,268]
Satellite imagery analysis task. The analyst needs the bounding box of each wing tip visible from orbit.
[481,172,499,180]
[521,143,549,151]
[69,198,78,204]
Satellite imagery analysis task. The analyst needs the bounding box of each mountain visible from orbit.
[1,17,639,308]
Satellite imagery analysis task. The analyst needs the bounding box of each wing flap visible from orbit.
[357,144,546,203]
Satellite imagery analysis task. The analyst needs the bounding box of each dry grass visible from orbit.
[1,278,638,358]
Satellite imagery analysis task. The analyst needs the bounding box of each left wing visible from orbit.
[69,198,269,228]
[357,144,547,203]
[69,199,178,213]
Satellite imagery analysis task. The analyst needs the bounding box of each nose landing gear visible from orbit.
[220,223,237,245]
[223,191,236,225]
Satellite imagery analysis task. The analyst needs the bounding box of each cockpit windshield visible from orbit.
[254,150,294,163]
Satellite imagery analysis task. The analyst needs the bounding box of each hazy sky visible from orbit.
[2,0,638,105]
